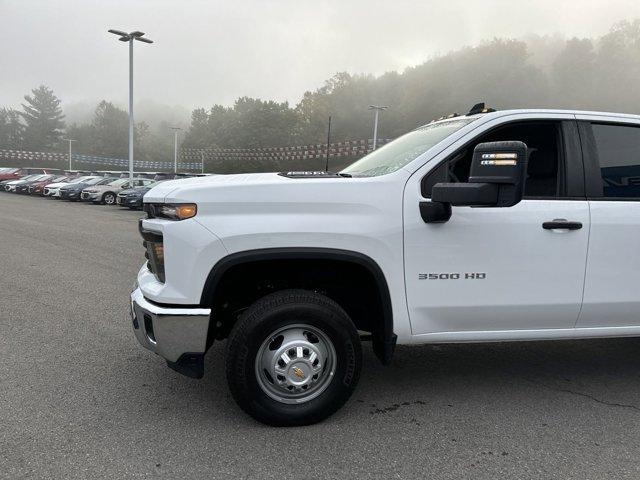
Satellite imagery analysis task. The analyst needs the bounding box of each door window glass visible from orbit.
[422,122,563,198]
[591,123,640,198]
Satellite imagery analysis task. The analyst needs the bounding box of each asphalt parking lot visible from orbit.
[2,194,640,479]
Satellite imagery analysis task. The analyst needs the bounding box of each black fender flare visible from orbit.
[200,248,396,365]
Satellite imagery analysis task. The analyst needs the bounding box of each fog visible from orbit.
[2,0,640,115]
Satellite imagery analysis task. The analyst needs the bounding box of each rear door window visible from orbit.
[591,123,640,198]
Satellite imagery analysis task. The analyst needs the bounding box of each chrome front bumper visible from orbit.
[130,287,211,363]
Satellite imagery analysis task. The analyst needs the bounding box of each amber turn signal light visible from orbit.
[171,204,197,220]
[145,203,198,220]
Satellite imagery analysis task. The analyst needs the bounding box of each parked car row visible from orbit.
[0,167,210,210]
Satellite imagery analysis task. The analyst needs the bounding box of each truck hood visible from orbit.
[144,173,295,202]
[142,171,409,217]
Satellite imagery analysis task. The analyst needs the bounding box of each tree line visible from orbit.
[182,19,640,151]
[1,19,639,172]
[0,88,173,164]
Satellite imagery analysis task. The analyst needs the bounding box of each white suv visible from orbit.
[130,106,640,425]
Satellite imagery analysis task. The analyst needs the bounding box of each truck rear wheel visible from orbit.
[225,289,362,426]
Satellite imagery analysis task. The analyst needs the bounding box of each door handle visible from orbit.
[542,219,583,230]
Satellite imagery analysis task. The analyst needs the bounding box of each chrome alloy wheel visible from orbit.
[255,324,337,404]
[104,193,116,205]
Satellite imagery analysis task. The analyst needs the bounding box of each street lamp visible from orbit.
[61,138,76,171]
[368,105,388,150]
[108,29,154,179]
[170,127,181,173]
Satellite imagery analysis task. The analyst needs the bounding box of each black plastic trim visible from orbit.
[278,171,344,178]
[577,121,605,198]
[138,219,163,243]
[139,219,165,283]
[587,197,640,202]
[432,182,498,206]
[542,221,583,230]
[166,353,204,379]
[524,196,586,201]
[419,201,452,223]
[200,248,396,365]
[562,120,586,198]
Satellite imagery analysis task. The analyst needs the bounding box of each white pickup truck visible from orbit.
[130,105,640,426]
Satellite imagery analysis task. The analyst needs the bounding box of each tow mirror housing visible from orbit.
[421,141,528,223]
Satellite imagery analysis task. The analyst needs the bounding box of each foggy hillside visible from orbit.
[182,20,640,150]
[1,19,639,166]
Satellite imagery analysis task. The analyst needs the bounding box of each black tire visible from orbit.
[225,289,362,426]
[102,192,116,205]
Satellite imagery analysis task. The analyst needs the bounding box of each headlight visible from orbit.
[144,203,197,221]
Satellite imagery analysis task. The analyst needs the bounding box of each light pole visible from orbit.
[368,105,388,150]
[170,127,181,173]
[201,150,205,174]
[324,115,332,172]
[61,138,76,171]
[108,29,153,179]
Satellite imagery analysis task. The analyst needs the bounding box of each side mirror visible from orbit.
[421,141,528,223]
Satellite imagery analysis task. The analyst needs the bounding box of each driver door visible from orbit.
[403,118,590,337]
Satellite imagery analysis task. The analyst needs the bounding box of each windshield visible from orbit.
[341,118,475,177]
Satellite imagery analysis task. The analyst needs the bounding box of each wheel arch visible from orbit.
[200,248,396,365]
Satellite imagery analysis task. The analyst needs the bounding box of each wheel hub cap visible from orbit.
[255,325,336,404]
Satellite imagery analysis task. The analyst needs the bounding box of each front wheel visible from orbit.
[225,290,362,426]
[102,192,116,205]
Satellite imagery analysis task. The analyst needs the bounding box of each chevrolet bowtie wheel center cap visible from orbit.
[255,324,337,404]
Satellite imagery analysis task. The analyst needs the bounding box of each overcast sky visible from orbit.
[2,0,640,113]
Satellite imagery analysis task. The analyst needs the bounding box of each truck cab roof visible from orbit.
[429,108,640,127]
